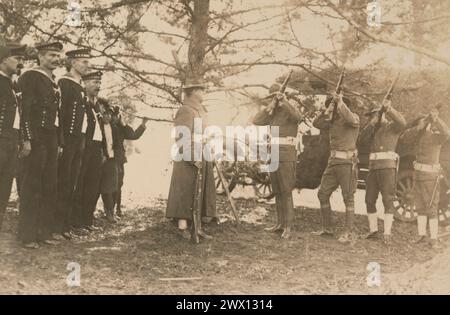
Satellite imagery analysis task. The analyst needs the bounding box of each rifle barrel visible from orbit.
[335,68,345,94]
[384,72,400,102]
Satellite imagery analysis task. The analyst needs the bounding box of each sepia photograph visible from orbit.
[1,0,450,300]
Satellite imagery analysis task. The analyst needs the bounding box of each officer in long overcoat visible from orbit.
[166,79,216,240]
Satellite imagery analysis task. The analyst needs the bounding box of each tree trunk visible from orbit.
[187,0,210,81]
[411,0,425,66]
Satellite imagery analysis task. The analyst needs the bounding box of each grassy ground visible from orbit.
[0,196,445,295]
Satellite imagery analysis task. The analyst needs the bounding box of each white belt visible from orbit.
[414,162,441,173]
[271,136,296,146]
[369,151,399,161]
[331,149,358,159]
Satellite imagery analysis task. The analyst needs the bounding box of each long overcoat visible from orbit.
[166,103,216,220]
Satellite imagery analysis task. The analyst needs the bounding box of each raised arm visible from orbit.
[121,123,146,140]
[337,99,360,127]
[385,104,406,132]
[281,99,301,123]
[252,106,272,126]
[432,117,450,143]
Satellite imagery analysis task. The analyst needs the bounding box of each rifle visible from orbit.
[267,69,294,115]
[406,103,443,130]
[326,68,345,121]
[372,72,401,136]
[191,162,203,244]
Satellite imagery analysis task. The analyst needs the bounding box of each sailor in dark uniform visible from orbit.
[72,71,105,233]
[0,42,26,232]
[17,41,64,249]
[56,48,91,239]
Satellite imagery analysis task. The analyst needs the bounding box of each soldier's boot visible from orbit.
[312,203,334,236]
[365,213,380,240]
[413,235,427,244]
[198,229,213,240]
[382,234,392,245]
[281,227,292,239]
[177,219,191,240]
[116,190,123,217]
[106,212,117,224]
[413,215,428,244]
[281,193,294,239]
[429,239,442,250]
[177,229,191,240]
[338,208,356,244]
[105,204,117,224]
[265,195,283,233]
[429,218,441,249]
[383,213,394,245]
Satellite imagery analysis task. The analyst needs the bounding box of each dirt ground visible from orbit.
[0,196,447,295]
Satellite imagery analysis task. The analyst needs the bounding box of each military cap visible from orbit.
[0,42,27,60]
[183,77,206,90]
[82,70,103,81]
[65,48,91,59]
[35,41,63,52]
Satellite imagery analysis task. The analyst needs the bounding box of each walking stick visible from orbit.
[214,161,240,224]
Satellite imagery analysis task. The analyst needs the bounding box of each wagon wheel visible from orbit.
[254,182,274,199]
[393,170,417,223]
[438,179,450,226]
[253,174,275,200]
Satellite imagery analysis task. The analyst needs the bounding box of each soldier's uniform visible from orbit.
[359,105,406,240]
[253,95,301,238]
[72,72,105,231]
[0,43,26,231]
[313,96,360,241]
[17,42,64,245]
[56,48,91,235]
[411,117,450,245]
